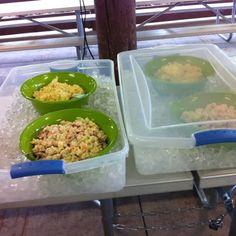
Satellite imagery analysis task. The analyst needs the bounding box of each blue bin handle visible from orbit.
[10,160,65,179]
[194,129,236,146]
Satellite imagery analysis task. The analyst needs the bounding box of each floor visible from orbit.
[1,34,236,236]
[0,191,232,236]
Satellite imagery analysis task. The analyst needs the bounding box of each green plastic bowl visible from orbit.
[20,72,97,114]
[170,92,236,148]
[19,108,118,161]
[144,55,215,96]
[171,92,236,122]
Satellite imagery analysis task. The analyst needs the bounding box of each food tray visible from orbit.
[118,44,236,175]
[0,60,128,202]
[129,46,236,129]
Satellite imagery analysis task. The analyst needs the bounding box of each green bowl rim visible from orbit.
[20,71,97,104]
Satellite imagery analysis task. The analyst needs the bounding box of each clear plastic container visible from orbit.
[118,44,236,175]
[0,59,129,202]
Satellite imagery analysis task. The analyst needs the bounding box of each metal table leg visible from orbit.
[229,208,236,236]
[100,199,114,236]
[193,182,218,208]
[75,10,84,60]
[192,171,218,208]
[216,186,236,236]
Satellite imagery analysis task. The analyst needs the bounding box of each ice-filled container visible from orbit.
[0,59,128,202]
[118,44,236,175]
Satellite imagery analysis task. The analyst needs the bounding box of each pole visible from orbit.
[95,0,137,84]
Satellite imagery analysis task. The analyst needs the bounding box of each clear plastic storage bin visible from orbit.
[118,44,236,175]
[0,60,128,203]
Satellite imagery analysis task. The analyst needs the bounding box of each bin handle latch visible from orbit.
[193,129,236,146]
[10,160,65,179]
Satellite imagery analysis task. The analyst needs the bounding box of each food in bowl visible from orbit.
[144,55,215,95]
[31,117,107,162]
[19,108,118,162]
[20,72,97,114]
[171,92,236,131]
[180,102,236,130]
[155,62,204,83]
[33,77,84,102]
[181,103,236,122]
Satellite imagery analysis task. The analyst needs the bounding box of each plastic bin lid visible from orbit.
[118,44,236,148]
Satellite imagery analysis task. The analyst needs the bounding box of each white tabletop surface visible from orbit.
[0,48,236,209]
[197,169,236,189]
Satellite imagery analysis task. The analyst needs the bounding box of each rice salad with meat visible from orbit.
[181,103,236,122]
[31,117,107,162]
